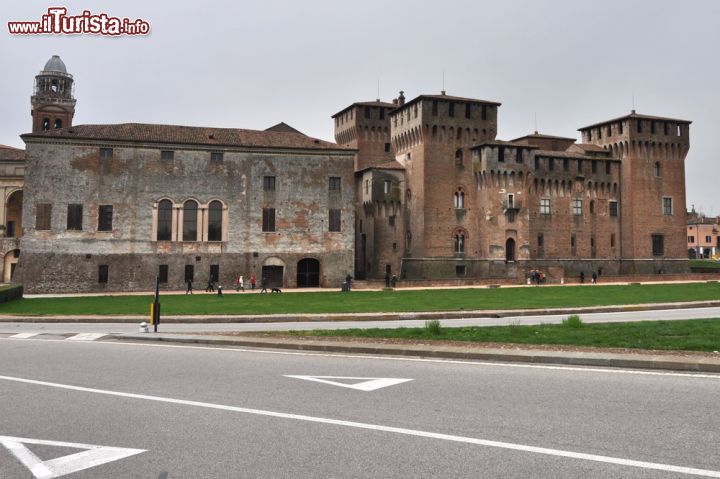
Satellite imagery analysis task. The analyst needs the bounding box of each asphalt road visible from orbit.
[1,337,719,478]
[0,306,719,336]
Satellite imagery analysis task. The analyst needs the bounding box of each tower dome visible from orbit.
[43,55,67,73]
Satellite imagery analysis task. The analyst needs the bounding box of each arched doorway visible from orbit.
[3,249,20,282]
[505,238,516,262]
[262,257,285,288]
[297,258,320,287]
[5,190,23,238]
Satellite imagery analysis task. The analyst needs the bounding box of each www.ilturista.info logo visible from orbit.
[8,7,150,36]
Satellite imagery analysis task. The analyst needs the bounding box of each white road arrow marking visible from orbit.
[66,333,106,341]
[10,333,40,339]
[0,435,145,479]
[284,375,413,391]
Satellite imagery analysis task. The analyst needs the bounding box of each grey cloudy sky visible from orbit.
[2,0,718,213]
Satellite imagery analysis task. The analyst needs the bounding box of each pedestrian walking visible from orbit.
[238,275,245,291]
[260,276,268,293]
[206,279,215,292]
[384,271,390,288]
[217,284,223,297]
[250,274,256,290]
[579,271,585,284]
[186,279,193,294]
[591,271,597,284]
[345,273,352,291]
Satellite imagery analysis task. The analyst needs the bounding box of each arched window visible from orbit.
[454,188,465,208]
[506,238,516,262]
[590,200,595,214]
[54,119,62,129]
[42,118,50,131]
[208,200,223,241]
[183,200,198,241]
[454,233,465,254]
[157,200,172,241]
[654,161,661,177]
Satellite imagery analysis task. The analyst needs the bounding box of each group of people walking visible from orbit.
[185,274,259,294]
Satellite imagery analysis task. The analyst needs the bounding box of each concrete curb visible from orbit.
[110,333,720,374]
[2,300,720,323]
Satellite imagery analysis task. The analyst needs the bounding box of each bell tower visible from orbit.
[31,55,76,133]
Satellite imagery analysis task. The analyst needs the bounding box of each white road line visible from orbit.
[65,333,106,341]
[9,333,41,339]
[0,374,718,477]
[1,336,719,379]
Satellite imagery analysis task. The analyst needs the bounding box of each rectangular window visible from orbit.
[262,208,276,232]
[572,199,583,216]
[637,120,642,133]
[465,104,471,119]
[98,205,113,231]
[605,161,611,174]
[99,148,113,160]
[619,122,624,134]
[662,197,673,215]
[577,160,584,174]
[364,106,370,118]
[663,122,669,135]
[6,221,15,238]
[364,179,370,195]
[688,236,694,243]
[67,204,83,230]
[210,151,224,163]
[384,180,392,194]
[210,264,219,283]
[563,158,569,172]
[651,121,656,134]
[481,105,487,120]
[537,234,544,247]
[516,149,522,163]
[571,235,576,248]
[184,265,194,283]
[534,157,539,169]
[98,265,109,283]
[498,147,505,162]
[652,234,664,256]
[548,158,554,171]
[263,175,276,191]
[706,235,712,243]
[611,233,616,248]
[456,265,467,276]
[607,125,612,137]
[36,203,52,230]
[432,100,438,116]
[159,265,169,283]
[329,176,341,191]
[161,150,174,161]
[597,127,602,139]
[540,198,551,215]
[329,209,341,232]
[380,108,385,120]
[389,215,396,227]
[448,102,455,117]
[609,201,618,217]
[384,143,390,153]
[591,161,597,173]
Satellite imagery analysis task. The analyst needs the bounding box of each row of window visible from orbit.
[96,263,217,284]
[36,204,113,231]
[538,198,620,217]
[585,121,683,141]
[687,236,714,243]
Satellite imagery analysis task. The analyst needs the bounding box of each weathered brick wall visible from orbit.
[17,141,355,292]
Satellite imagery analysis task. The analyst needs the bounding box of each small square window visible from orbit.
[572,199,583,216]
[210,151,224,163]
[456,265,467,276]
[99,148,113,160]
[161,150,174,161]
[540,198,551,215]
[609,201,618,217]
[329,177,341,191]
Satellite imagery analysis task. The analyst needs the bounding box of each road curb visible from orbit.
[3,300,720,323]
[110,334,720,374]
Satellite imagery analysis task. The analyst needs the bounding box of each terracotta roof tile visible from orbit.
[579,111,691,131]
[0,145,25,161]
[22,124,349,151]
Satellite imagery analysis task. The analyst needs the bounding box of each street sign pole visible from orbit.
[152,275,160,332]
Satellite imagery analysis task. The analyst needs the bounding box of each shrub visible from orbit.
[562,314,583,328]
[425,319,442,335]
[0,284,23,304]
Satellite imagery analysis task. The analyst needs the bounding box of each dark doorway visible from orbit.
[184,265,194,282]
[210,264,219,283]
[505,238,516,262]
[297,258,320,287]
[262,265,284,288]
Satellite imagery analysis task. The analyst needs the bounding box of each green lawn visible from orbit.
[0,282,719,316]
[279,318,720,352]
[689,259,720,270]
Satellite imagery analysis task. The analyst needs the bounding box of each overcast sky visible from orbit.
[2,0,719,214]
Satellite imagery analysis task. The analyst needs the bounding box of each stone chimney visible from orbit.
[398,91,405,106]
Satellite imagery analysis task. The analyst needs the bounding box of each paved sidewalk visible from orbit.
[111,332,720,374]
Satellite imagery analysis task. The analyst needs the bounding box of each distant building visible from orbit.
[687,216,719,259]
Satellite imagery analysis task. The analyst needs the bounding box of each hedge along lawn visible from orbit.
[1,282,720,316]
[278,318,720,352]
